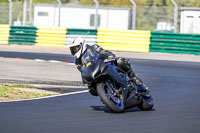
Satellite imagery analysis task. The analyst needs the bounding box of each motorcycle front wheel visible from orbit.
[97,82,124,113]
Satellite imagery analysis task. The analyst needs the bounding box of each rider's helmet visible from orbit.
[67,37,87,58]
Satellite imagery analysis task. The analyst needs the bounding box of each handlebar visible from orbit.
[104,58,115,63]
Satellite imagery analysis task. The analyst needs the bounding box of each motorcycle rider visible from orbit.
[67,37,146,95]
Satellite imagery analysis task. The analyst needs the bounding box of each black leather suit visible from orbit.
[75,44,143,86]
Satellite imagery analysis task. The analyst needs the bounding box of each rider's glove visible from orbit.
[108,55,115,60]
[104,55,115,62]
[77,64,82,72]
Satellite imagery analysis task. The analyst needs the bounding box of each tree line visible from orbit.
[0,0,200,7]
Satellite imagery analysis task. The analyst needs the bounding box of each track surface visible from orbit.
[0,51,74,62]
[0,51,200,133]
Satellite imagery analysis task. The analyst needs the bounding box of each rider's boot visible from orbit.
[116,57,149,92]
[128,70,142,86]
[128,70,149,92]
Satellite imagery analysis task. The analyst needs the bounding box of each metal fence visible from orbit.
[0,3,9,24]
[136,6,174,31]
[0,1,177,32]
[0,2,23,25]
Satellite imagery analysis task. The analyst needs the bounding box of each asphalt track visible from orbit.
[0,51,74,62]
[0,51,200,133]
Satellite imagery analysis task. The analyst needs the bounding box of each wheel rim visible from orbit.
[103,84,123,109]
[143,96,153,104]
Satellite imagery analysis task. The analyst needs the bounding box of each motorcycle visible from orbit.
[81,50,154,113]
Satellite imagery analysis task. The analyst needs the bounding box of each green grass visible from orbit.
[0,84,54,101]
[3,83,36,88]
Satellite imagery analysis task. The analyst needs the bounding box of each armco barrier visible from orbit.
[0,25,10,45]
[150,32,200,55]
[36,27,66,47]
[97,29,151,52]
[66,28,97,45]
[9,26,37,45]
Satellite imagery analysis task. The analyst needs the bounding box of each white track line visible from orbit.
[48,60,61,63]
[65,62,75,65]
[34,59,46,62]
[0,90,89,103]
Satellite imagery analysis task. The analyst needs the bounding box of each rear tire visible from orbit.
[137,95,154,111]
[97,82,124,113]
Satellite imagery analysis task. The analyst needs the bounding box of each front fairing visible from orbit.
[81,51,105,82]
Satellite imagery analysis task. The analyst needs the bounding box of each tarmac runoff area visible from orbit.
[0,45,200,99]
[1,45,200,133]
[0,44,200,63]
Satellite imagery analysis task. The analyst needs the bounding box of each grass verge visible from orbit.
[0,84,55,101]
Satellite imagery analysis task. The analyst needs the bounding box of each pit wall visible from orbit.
[0,25,199,55]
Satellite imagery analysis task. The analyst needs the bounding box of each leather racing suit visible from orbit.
[74,44,143,95]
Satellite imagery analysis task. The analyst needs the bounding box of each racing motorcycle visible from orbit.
[81,50,154,113]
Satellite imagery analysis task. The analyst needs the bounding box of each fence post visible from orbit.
[170,0,178,33]
[93,0,99,29]
[8,0,12,25]
[56,0,62,27]
[23,0,27,25]
[29,0,33,25]
[129,0,136,30]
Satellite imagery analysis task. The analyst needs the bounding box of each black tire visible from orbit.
[137,95,154,111]
[97,82,124,113]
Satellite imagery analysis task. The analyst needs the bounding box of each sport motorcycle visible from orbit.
[81,50,154,113]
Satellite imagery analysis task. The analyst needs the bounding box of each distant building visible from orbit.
[34,4,132,30]
[180,7,200,34]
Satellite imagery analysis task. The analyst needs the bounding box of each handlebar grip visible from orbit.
[104,58,115,62]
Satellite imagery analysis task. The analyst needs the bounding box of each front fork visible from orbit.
[102,66,130,99]
[105,80,123,99]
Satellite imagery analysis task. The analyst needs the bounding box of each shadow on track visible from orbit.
[90,106,156,113]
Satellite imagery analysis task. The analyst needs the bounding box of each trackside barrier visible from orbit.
[97,29,151,52]
[36,27,66,47]
[9,26,37,45]
[150,32,200,55]
[66,28,97,46]
[0,25,200,55]
[0,25,10,45]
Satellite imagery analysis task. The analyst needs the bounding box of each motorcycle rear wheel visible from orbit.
[137,95,154,111]
[97,82,124,113]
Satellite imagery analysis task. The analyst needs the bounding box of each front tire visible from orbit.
[97,82,124,113]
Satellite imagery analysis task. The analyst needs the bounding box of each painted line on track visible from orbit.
[48,60,61,63]
[0,90,89,103]
[34,59,46,62]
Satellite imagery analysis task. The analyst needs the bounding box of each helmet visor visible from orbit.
[70,45,81,56]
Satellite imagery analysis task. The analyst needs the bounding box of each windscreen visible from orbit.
[81,50,100,67]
